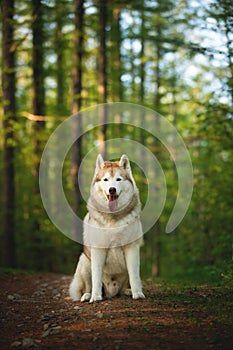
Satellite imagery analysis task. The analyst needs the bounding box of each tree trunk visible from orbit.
[139,9,146,163]
[71,0,84,215]
[110,7,123,136]
[31,0,45,270]
[32,0,45,177]
[152,20,163,277]
[1,0,16,268]
[224,16,233,110]
[110,7,122,102]
[98,0,108,159]
[55,0,66,115]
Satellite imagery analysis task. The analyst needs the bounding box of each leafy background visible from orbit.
[0,0,232,282]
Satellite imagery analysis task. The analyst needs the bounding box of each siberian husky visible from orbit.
[69,154,145,302]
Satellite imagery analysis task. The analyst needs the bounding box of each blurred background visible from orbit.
[1,0,232,282]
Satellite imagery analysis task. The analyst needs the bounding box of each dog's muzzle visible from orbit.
[107,187,118,211]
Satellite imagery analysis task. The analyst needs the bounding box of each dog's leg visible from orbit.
[69,277,82,301]
[124,244,145,300]
[69,253,92,302]
[69,253,86,301]
[80,269,92,302]
[90,248,107,303]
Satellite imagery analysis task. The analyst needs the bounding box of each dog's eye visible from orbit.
[103,178,108,181]
[116,178,122,181]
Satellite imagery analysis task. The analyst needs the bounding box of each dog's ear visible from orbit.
[119,154,136,187]
[92,155,104,184]
[119,154,130,170]
[96,154,104,170]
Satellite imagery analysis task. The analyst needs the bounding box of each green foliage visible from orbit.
[0,0,232,279]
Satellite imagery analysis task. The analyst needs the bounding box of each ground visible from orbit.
[0,272,232,350]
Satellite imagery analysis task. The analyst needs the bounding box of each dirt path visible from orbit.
[0,273,232,349]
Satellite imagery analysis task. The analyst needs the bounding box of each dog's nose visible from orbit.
[109,187,116,195]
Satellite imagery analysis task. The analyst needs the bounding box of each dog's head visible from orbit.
[91,154,136,213]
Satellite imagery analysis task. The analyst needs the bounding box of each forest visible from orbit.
[1,0,233,281]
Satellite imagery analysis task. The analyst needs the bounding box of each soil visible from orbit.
[0,273,232,350]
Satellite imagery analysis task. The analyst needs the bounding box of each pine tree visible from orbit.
[71,0,84,215]
[97,0,108,158]
[31,0,46,270]
[1,0,17,267]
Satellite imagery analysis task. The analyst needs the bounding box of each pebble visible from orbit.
[12,338,39,348]
[11,341,21,347]
[61,276,70,280]
[40,313,55,323]
[74,306,80,310]
[22,338,37,347]
[42,326,62,338]
[7,294,21,301]
[52,289,59,294]
[42,329,51,338]
[43,323,50,331]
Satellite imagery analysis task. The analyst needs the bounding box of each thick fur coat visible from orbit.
[69,154,145,302]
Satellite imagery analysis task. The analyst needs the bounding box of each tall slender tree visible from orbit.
[208,0,233,110]
[151,0,170,277]
[1,0,17,267]
[97,0,108,158]
[71,0,84,219]
[110,6,122,102]
[31,0,45,270]
[139,8,147,166]
[110,5,123,135]
[32,0,45,177]
[55,0,67,115]
[32,0,45,122]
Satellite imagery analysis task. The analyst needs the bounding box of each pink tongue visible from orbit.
[108,198,118,211]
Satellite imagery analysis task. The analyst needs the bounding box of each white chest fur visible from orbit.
[104,247,126,274]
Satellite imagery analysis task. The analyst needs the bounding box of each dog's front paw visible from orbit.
[132,291,146,300]
[123,288,132,296]
[89,294,103,303]
[81,293,91,302]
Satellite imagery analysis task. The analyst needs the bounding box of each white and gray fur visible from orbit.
[69,154,145,302]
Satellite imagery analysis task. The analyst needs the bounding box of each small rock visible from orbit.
[8,294,20,301]
[42,329,51,338]
[49,326,62,335]
[52,289,59,294]
[50,323,58,327]
[42,325,62,337]
[61,276,70,280]
[33,290,44,296]
[43,323,50,331]
[53,293,61,299]
[11,341,22,347]
[22,338,38,348]
[63,315,72,322]
[41,283,48,287]
[40,313,55,323]
[73,306,80,310]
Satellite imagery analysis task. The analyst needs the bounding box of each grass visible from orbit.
[145,274,233,329]
[0,267,36,275]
